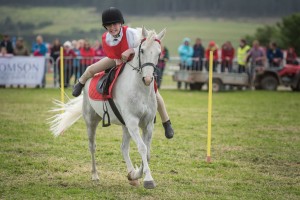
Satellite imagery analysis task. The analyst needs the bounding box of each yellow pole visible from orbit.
[60,47,64,104]
[206,50,213,163]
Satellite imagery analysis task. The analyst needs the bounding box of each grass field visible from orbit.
[0,88,299,199]
[0,6,272,55]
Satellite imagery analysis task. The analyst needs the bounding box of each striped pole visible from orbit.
[60,47,64,104]
[206,50,213,163]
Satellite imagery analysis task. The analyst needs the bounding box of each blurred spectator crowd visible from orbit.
[177,37,299,73]
[176,37,299,89]
[0,33,299,88]
[0,34,106,88]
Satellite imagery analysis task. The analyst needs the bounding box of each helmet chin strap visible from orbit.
[113,28,121,38]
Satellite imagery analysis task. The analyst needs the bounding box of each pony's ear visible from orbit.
[142,26,148,38]
[157,28,166,41]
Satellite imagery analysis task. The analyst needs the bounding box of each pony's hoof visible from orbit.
[129,179,140,187]
[91,174,99,181]
[143,180,156,189]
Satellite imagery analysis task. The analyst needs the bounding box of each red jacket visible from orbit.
[102,26,129,59]
[63,49,76,57]
[80,47,95,66]
[286,51,298,64]
[94,45,105,62]
[221,48,235,62]
[205,48,218,61]
[94,46,105,57]
[221,48,234,63]
[62,49,76,67]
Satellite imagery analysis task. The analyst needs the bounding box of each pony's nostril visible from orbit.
[143,76,153,86]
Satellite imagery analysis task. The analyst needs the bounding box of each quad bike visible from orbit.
[254,64,300,91]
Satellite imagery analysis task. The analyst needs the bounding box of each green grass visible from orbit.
[0,88,299,199]
[0,6,101,34]
[0,6,270,55]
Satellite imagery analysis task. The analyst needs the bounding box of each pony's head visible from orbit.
[138,26,166,86]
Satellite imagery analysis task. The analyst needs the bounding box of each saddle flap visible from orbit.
[96,72,109,95]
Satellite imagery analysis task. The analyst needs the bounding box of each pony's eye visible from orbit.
[141,49,144,54]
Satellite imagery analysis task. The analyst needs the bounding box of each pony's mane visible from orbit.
[136,27,157,48]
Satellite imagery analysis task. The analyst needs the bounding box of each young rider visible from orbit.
[72,7,174,139]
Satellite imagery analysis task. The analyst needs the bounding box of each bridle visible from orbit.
[127,38,161,74]
[138,38,161,72]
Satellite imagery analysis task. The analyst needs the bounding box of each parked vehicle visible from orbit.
[173,64,300,92]
[173,70,249,92]
[254,64,300,91]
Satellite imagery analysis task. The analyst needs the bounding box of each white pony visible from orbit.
[49,27,166,189]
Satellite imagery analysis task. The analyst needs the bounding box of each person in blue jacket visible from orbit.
[177,37,193,89]
[32,35,47,56]
[178,37,194,70]
[32,35,47,88]
[267,42,283,68]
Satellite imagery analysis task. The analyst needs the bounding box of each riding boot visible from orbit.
[162,120,174,139]
[72,82,85,97]
[156,91,174,139]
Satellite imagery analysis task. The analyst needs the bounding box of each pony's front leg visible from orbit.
[121,126,142,186]
[142,122,154,163]
[127,122,156,189]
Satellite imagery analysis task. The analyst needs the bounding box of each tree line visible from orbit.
[246,13,300,55]
[1,0,300,18]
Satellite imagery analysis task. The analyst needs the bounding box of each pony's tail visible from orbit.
[48,95,83,137]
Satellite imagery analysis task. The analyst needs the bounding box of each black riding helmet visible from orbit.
[102,7,124,27]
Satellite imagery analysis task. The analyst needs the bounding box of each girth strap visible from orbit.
[108,98,126,126]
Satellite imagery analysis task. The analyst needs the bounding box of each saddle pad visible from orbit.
[88,65,158,101]
[89,65,124,101]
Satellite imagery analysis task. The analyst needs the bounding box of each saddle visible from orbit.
[96,68,118,96]
[88,64,126,127]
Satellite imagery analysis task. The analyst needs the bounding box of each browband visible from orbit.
[141,38,161,44]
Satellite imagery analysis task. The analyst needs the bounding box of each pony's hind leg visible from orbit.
[82,93,101,181]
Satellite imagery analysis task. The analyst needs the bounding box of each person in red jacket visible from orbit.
[221,41,235,72]
[93,40,106,62]
[94,40,106,57]
[72,7,174,139]
[79,40,95,80]
[286,47,298,65]
[205,41,218,72]
[62,41,77,87]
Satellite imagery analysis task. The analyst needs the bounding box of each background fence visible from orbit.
[3,55,298,89]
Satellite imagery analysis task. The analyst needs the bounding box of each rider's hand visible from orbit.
[121,54,128,63]
[121,48,135,63]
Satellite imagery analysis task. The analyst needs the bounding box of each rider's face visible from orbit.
[105,23,122,36]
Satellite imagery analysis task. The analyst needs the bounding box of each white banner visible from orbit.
[0,56,46,85]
